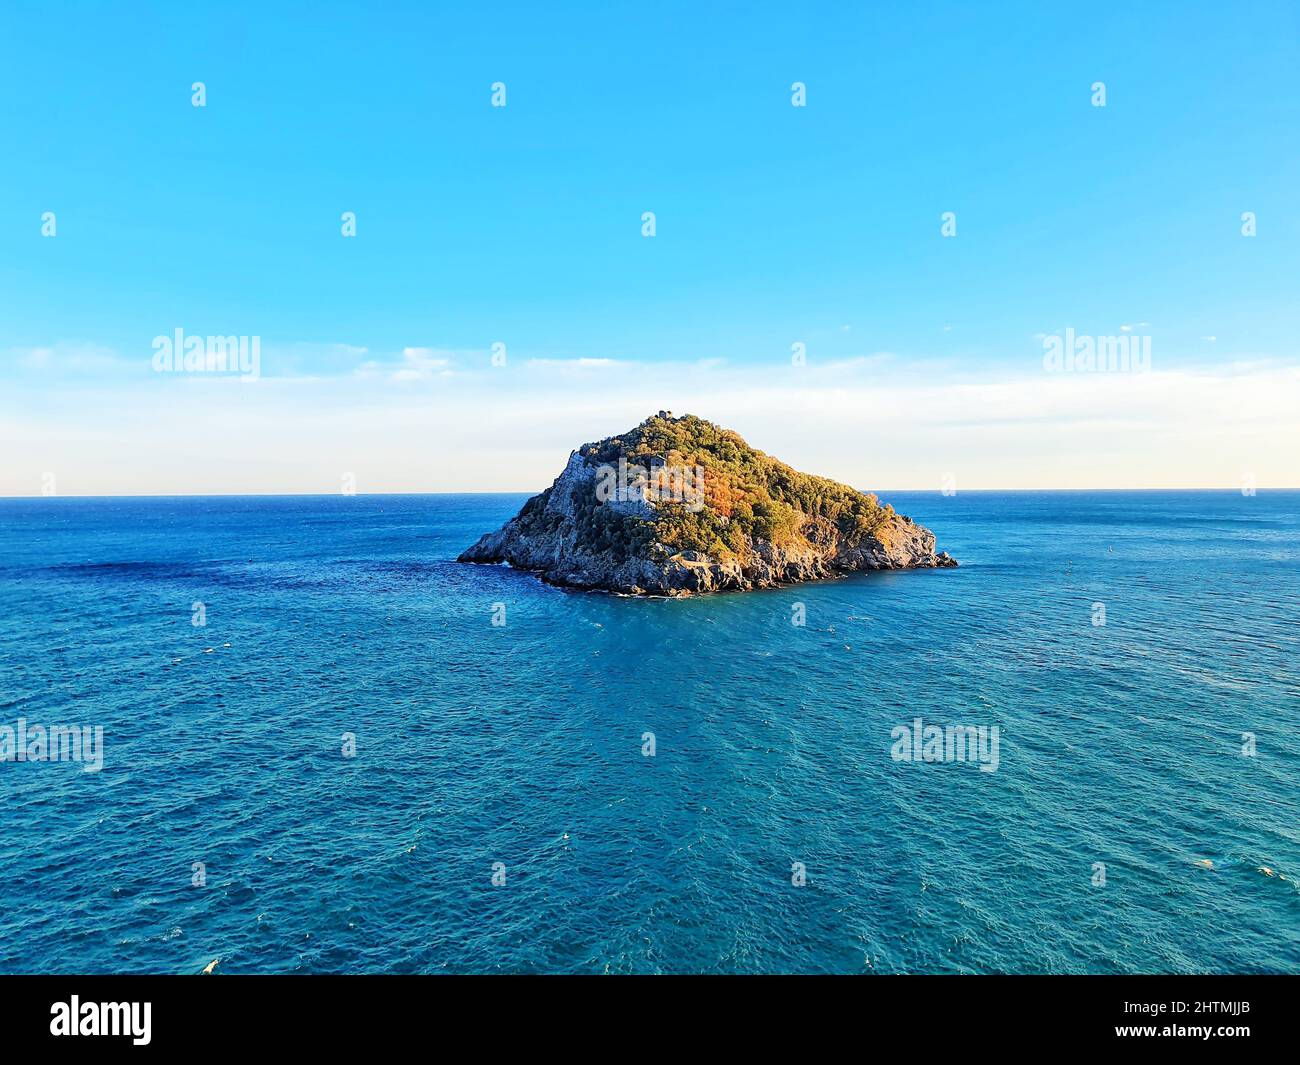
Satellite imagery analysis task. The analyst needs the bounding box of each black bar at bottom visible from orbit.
[0,974,1289,1051]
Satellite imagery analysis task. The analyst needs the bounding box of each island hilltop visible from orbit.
[458,412,957,596]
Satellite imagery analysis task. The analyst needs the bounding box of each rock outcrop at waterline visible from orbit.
[458,412,957,596]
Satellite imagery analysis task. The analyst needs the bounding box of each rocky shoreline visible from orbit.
[458,413,956,597]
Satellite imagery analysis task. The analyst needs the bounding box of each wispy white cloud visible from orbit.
[2,344,1297,494]
[524,357,618,369]
[5,341,133,376]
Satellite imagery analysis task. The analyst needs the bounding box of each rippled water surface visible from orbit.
[1,491,1297,973]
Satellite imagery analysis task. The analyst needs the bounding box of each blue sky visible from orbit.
[2,2,1297,493]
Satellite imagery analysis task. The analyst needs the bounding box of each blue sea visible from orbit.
[0,491,1297,974]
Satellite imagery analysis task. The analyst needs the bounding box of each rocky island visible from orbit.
[458,412,956,596]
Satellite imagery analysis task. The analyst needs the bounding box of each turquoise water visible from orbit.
[0,491,1297,974]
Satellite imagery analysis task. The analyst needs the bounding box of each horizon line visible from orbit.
[3,487,1297,501]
